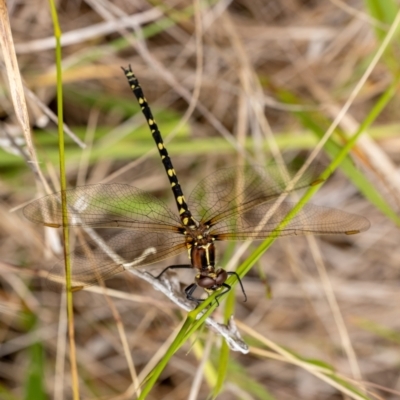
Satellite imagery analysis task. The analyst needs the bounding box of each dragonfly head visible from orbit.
[196,268,227,292]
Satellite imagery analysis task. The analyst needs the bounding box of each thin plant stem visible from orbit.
[48,1,80,398]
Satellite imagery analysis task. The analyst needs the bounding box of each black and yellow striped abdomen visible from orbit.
[122,66,196,228]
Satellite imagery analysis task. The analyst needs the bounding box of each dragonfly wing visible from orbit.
[46,230,186,291]
[24,183,181,232]
[188,164,323,225]
[211,201,370,240]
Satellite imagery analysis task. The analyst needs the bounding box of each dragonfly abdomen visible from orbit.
[122,66,196,228]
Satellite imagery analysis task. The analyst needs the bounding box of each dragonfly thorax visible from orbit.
[186,228,229,295]
[190,241,216,271]
[183,221,212,241]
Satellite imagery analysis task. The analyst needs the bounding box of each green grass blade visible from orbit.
[356,318,400,344]
[211,340,230,399]
[229,363,276,400]
[364,0,400,71]
[211,242,237,398]
[278,72,400,225]
[365,0,398,30]
[48,1,80,398]
[24,342,47,400]
[0,384,20,400]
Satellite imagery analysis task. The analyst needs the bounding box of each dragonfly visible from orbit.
[23,65,370,302]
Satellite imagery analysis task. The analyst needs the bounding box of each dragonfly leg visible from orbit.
[185,283,203,304]
[186,283,231,306]
[214,283,232,305]
[226,271,247,302]
[150,264,193,279]
[185,282,224,305]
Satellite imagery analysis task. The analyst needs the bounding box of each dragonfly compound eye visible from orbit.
[215,269,228,285]
[197,275,218,289]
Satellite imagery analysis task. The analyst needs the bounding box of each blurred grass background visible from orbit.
[1,0,400,399]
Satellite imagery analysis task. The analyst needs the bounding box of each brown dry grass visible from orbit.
[1,1,400,399]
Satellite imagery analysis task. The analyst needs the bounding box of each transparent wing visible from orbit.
[47,230,186,291]
[211,201,370,240]
[189,165,323,225]
[24,184,181,232]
